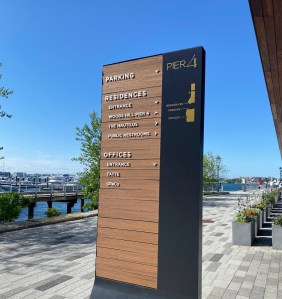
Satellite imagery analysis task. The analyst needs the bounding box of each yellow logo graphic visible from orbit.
[186,83,196,123]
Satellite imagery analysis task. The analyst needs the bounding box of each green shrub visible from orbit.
[263,190,278,205]
[0,192,31,223]
[45,207,61,218]
[273,215,282,226]
[235,209,257,223]
[255,201,267,211]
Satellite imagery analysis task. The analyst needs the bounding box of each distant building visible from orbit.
[0,171,11,179]
[12,172,27,179]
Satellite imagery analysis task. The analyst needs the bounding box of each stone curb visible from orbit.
[0,210,98,234]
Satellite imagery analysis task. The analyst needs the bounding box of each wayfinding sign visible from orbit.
[92,47,205,299]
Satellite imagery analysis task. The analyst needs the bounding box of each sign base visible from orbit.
[91,278,185,299]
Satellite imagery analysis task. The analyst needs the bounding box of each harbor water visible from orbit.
[18,198,90,221]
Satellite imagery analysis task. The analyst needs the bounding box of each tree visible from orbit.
[0,63,13,150]
[72,111,101,210]
[203,152,228,192]
[0,192,31,223]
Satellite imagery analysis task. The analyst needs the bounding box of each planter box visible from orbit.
[232,221,255,246]
[272,224,282,250]
[256,213,261,236]
[259,210,264,229]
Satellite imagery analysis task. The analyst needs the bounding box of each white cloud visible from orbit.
[2,156,82,174]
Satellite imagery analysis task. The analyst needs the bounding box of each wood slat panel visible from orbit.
[262,0,273,16]
[96,256,157,278]
[264,17,277,71]
[100,178,159,190]
[101,149,160,160]
[102,85,162,102]
[273,0,282,71]
[254,16,271,72]
[102,99,162,123]
[265,71,276,105]
[97,227,158,245]
[98,217,158,233]
[100,169,159,180]
[100,159,160,170]
[96,265,157,289]
[98,208,158,222]
[102,56,162,93]
[102,117,161,131]
[271,71,281,115]
[97,246,158,266]
[101,137,160,151]
[99,188,159,201]
[102,126,161,141]
[250,0,263,17]
[99,198,159,214]
[102,74,161,94]
[97,236,158,254]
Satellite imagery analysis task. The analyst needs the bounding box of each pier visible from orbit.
[22,190,85,219]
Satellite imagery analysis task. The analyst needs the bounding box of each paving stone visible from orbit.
[222,289,238,299]
[36,275,73,291]
[243,275,256,282]
[205,262,221,272]
[238,287,252,297]
[231,276,244,283]
[0,286,27,298]
[210,254,224,262]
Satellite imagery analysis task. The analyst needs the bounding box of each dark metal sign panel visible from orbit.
[92,47,205,299]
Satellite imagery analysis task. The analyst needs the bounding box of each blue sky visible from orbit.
[0,0,280,177]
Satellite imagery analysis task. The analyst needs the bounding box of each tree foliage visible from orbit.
[0,63,13,150]
[73,111,101,210]
[0,63,13,119]
[203,152,228,192]
[0,192,31,223]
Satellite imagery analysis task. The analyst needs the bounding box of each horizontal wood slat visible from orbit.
[102,100,162,123]
[101,117,161,131]
[97,246,158,266]
[102,127,161,142]
[97,227,158,245]
[100,159,160,170]
[96,256,157,278]
[98,198,159,214]
[102,56,162,94]
[100,178,159,190]
[98,208,158,222]
[96,265,157,289]
[100,169,160,180]
[98,217,158,233]
[99,188,159,201]
[97,236,158,255]
[102,86,162,102]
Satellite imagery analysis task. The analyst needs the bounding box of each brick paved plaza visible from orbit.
[0,192,282,298]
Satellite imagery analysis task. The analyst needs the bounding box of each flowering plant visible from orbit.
[235,208,258,223]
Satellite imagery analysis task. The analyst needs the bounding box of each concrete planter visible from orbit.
[272,224,282,250]
[256,212,261,236]
[263,207,268,223]
[232,221,255,246]
[266,205,272,220]
[259,210,264,229]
